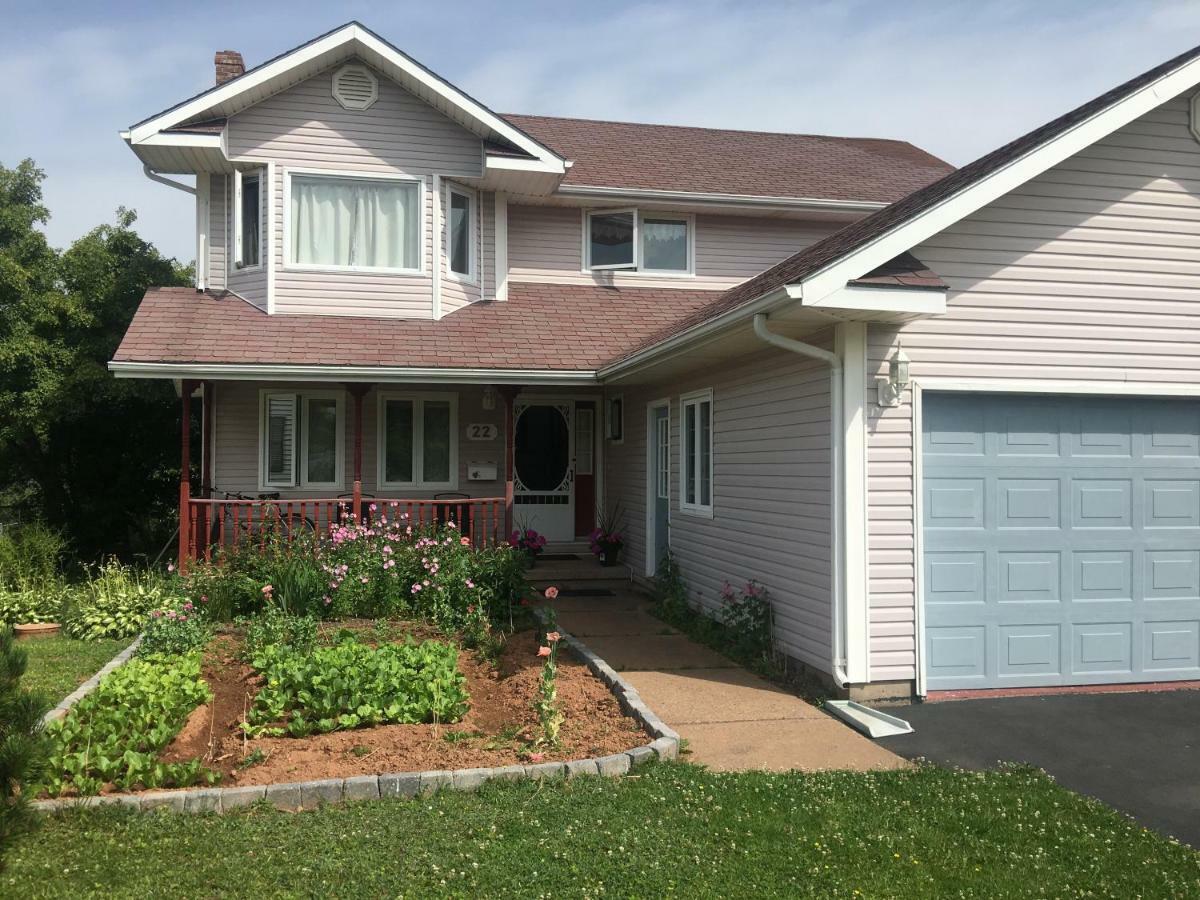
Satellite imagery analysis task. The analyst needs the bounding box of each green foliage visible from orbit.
[184,528,325,621]
[42,652,213,797]
[0,585,68,627]
[0,627,49,872]
[246,634,468,737]
[0,160,190,563]
[652,553,690,621]
[238,604,317,661]
[61,560,171,640]
[718,580,775,666]
[0,523,66,591]
[136,599,210,658]
[534,634,564,747]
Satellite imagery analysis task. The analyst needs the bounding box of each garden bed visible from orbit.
[57,619,647,797]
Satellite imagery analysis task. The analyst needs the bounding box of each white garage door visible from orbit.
[923,393,1200,691]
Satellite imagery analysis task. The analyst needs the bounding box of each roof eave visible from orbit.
[108,360,598,385]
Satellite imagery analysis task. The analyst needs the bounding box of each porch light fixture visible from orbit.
[876,344,911,408]
[481,386,497,411]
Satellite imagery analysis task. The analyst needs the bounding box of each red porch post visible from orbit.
[348,384,370,520]
[498,385,521,541]
[178,379,196,574]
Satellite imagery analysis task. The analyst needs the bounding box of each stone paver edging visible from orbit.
[41,635,143,727]
[32,623,678,815]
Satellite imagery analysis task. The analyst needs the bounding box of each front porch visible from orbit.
[175,379,605,570]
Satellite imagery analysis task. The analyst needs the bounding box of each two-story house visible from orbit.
[115,22,1200,701]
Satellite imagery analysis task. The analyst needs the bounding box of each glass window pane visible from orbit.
[241,175,260,266]
[449,191,470,275]
[265,395,295,485]
[305,398,338,484]
[685,403,696,505]
[384,399,414,484]
[423,401,452,484]
[641,218,687,271]
[700,400,712,507]
[291,175,419,269]
[589,211,634,268]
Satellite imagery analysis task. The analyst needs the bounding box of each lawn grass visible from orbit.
[18,635,129,704]
[5,762,1198,898]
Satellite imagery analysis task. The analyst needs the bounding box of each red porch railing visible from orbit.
[182,496,507,566]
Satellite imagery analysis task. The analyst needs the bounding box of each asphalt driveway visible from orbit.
[877,689,1200,847]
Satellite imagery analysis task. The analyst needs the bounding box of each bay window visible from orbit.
[585,209,691,274]
[260,390,344,490]
[378,392,458,489]
[287,171,421,272]
[680,389,713,516]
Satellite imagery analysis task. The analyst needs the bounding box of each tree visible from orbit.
[0,160,192,563]
[0,627,47,870]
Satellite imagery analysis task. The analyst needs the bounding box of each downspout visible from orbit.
[752,313,850,688]
[142,164,197,196]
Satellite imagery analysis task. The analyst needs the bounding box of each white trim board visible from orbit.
[644,397,671,578]
[109,361,598,385]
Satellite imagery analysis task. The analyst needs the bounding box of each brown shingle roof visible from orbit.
[113,283,723,371]
[848,253,945,290]
[618,40,1200,363]
[502,114,952,204]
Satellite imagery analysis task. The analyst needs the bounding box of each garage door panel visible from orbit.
[923,393,1200,690]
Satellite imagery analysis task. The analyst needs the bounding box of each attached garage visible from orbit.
[922,392,1200,691]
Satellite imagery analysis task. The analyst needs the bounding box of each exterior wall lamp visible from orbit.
[481,385,497,411]
[876,344,911,408]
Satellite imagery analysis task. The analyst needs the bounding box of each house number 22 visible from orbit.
[467,423,498,441]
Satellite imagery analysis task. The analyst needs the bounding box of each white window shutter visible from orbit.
[264,394,298,487]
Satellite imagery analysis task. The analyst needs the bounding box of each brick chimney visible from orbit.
[214,50,245,85]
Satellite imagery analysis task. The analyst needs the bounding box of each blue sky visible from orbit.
[3,0,1199,261]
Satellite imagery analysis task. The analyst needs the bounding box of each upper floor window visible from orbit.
[287,171,422,273]
[447,185,475,280]
[584,209,692,274]
[234,169,261,269]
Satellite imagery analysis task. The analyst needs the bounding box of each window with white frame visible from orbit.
[378,392,458,489]
[234,169,262,269]
[680,390,713,515]
[656,415,670,501]
[287,172,421,272]
[447,185,475,279]
[260,390,344,489]
[585,209,691,274]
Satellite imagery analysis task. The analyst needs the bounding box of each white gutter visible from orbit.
[555,183,887,214]
[142,164,195,196]
[107,360,598,385]
[752,313,850,688]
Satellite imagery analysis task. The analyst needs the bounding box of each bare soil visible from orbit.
[156,622,647,788]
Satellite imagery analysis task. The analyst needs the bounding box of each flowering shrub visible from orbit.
[245,634,468,737]
[719,580,774,664]
[137,598,210,658]
[508,525,547,559]
[589,504,625,562]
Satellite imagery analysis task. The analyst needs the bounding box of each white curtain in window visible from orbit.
[290,176,419,269]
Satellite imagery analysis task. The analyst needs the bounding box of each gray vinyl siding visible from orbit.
[606,340,834,672]
[207,174,227,291]
[507,205,840,290]
[867,95,1200,682]
[225,63,483,318]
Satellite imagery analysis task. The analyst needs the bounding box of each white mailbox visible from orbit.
[467,461,498,481]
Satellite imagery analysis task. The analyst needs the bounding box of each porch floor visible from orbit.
[534,559,906,772]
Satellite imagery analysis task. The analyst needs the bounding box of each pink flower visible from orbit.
[544,586,559,600]
[167,563,175,573]
[537,646,551,658]
[546,631,561,643]
[460,537,471,546]
[261,585,273,596]
[200,595,208,603]
[465,579,475,589]
[529,752,546,762]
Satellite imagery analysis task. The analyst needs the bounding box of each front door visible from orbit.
[514,400,575,542]
[650,404,670,572]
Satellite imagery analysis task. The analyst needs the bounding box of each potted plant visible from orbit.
[589,505,625,567]
[508,525,547,568]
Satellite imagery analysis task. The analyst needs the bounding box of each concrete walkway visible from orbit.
[545,582,905,772]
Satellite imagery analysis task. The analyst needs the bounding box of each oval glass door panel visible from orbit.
[515,405,570,492]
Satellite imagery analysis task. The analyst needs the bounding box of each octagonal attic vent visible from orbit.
[332,64,378,111]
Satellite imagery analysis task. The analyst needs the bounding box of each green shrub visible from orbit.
[137,599,211,658]
[239,605,317,661]
[246,634,468,737]
[43,652,214,797]
[0,585,69,627]
[62,560,170,641]
[184,528,325,621]
[0,627,49,872]
[0,524,66,592]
